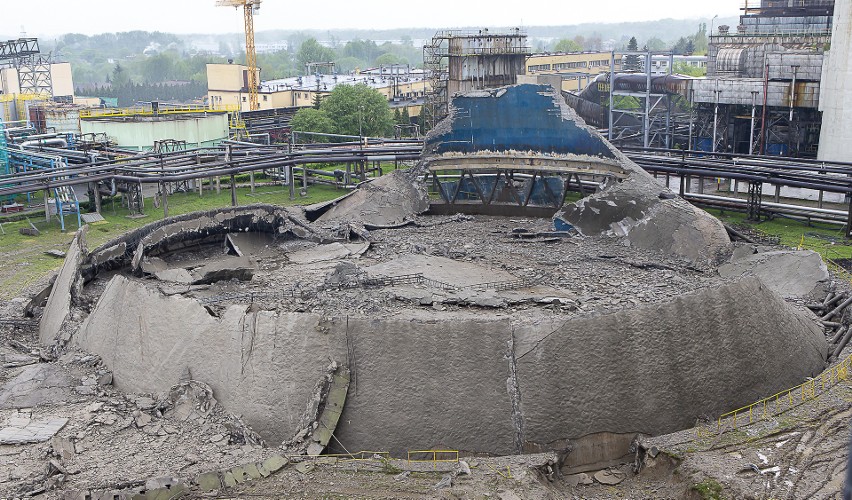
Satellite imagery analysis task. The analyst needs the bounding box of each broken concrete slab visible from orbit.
[0,417,68,444]
[730,244,758,262]
[39,227,87,345]
[555,172,731,266]
[153,268,194,284]
[288,243,352,264]
[225,233,244,257]
[262,455,288,473]
[190,256,255,285]
[342,242,370,258]
[0,363,78,409]
[316,170,429,227]
[195,472,221,492]
[366,254,516,289]
[298,365,349,456]
[593,469,626,485]
[140,257,169,275]
[718,250,829,299]
[224,232,280,259]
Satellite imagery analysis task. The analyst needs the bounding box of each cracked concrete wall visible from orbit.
[514,277,827,446]
[324,314,517,456]
[718,250,829,299]
[39,227,87,345]
[74,275,348,443]
[73,275,826,457]
[554,160,731,266]
[82,205,320,280]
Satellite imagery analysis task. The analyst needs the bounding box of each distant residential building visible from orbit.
[206,62,430,116]
[524,52,622,92]
[649,55,708,75]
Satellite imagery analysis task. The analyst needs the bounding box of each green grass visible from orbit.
[691,479,724,500]
[706,208,852,261]
[0,183,343,300]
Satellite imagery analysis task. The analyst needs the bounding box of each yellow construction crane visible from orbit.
[216,0,261,111]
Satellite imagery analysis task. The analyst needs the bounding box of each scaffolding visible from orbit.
[0,38,53,98]
[17,54,53,97]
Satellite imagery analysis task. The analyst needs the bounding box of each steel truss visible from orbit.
[424,168,597,209]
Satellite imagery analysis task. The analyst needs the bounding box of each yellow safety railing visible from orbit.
[826,258,852,285]
[407,449,459,468]
[716,354,852,432]
[79,104,239,119]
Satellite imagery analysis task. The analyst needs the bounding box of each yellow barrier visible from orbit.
[407,449,459,468]
[716,354,852,432]
[826,258,852,285]
[79,104,239,118]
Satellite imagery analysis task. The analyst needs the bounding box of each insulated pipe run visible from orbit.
[832,326,852,360]
[823,295,852,321]
[20,138,68,149]
[826,293,846,309]
[830,326,847,345]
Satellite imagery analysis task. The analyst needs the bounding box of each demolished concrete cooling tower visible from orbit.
[33,84,830,469]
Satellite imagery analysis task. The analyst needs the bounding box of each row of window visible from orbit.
[528,60,614,72]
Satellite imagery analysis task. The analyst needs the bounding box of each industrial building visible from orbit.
[525,52,620,91]
[691,0,834,156]
[525,53,706,91]
[0,38,83,124]
[78,105,231,152]
[206,62,429,116]
[422,29,530,130]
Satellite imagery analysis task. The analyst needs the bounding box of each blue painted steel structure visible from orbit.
[427,85,615,159]
[0,119,7,176]
[1,145,82,230]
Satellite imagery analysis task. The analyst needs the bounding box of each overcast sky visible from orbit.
[1,0,742,37]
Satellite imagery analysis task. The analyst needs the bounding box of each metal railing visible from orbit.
[468,278,534,293]
[79,104,239,119]
[825,257,852,286]
[716,354,852,432]
[407,449,459,468]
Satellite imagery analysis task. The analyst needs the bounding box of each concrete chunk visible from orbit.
[0,417,69,444]
[195,472,222,492]
[191,256,255,284]
[262,455,288,473]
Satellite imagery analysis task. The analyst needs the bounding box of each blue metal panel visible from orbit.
[695,137,713,152]
[427,84,615,159]
[0,118,7,176]
[766,143,789,156]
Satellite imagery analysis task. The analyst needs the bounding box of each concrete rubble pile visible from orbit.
[0,82,844,498]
